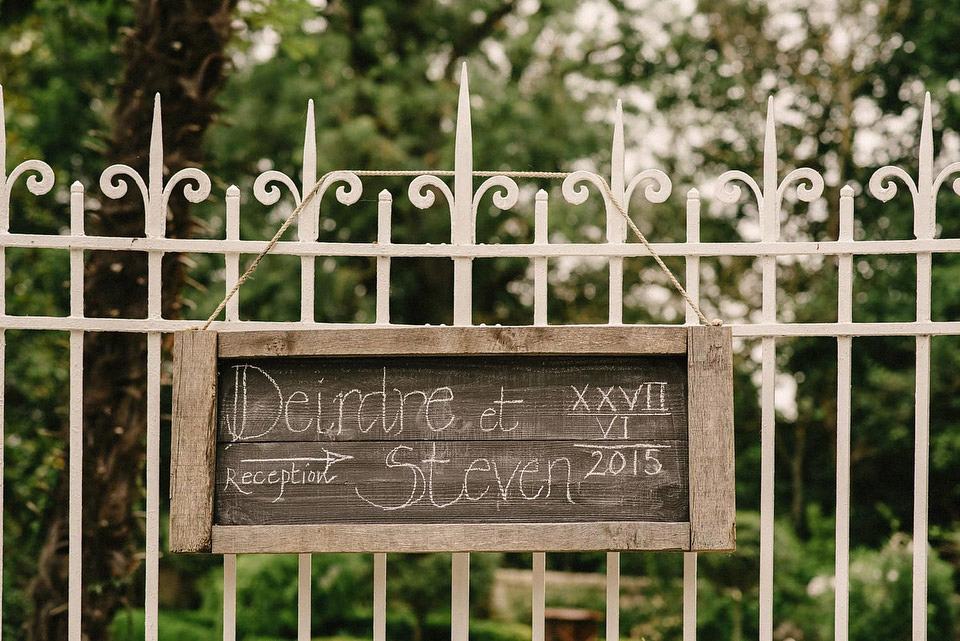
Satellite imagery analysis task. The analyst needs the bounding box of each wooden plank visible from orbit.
[216,354,688,442]
[169,330,218,553]
[214,440,688,525]
[211,522,691,553]
[687,325,736,551]
[169,324,739,555]
[217,325,687,358]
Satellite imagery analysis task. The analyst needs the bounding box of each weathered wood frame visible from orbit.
[170,325,734,554]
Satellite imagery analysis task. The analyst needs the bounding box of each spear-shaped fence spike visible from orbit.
[454,62,473,245]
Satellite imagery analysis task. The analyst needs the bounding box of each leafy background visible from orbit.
[1,0,959,639]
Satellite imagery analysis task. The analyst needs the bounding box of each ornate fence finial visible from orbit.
[715,95,824,241]
[253,99,362,234]
[869,92,960,240]
[100,93,212,237]
[454,61,474,245]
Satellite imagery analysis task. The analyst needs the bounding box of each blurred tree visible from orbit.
[593,0,960,547]
[196,0,617,327]
[2,0,960,639]
[2,1,240,639]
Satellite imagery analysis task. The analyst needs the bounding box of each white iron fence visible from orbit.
[1,68,958,641]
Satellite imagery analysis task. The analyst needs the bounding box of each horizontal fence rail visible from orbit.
[0,68,957,641]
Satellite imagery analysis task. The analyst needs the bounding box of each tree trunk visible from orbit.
[27,1,236,639]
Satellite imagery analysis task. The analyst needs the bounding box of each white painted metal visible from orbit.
[0,71,956,641]
[532,189,548,641]
[758,101,779,641]
[223,554,236,641]
[298,554,311,641]
[532,553,545,641]
[376,190,392,325]
[297,97,318,641]
[8,232,960,258]
[5,314,960,336]
[534,190,548,327]
[605,552,620,641]
[451,552,470,641]
[867,92,955,641]
[911,97,933,641]
[373,553,386,641]
[835,185,854,641]
[714,99,825,641]
[608,100,626,325]
[146,332,161,641]
[223,182,240,641]
[68,182,84,641]
[683,187,701,641]
[606,102,625,641]
[69,329,83,641]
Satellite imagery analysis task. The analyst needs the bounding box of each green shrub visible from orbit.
[110,608,217,641]
[848,533,957,641]
[229,553,371,638]
[421,613,530,641]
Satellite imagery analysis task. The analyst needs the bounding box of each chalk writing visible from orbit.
[213,354,689,526]
[223,451,354,502]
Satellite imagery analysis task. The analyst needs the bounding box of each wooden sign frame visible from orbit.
[170,325,734,554]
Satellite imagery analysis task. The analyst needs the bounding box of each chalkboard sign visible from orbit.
[170,326,734,554]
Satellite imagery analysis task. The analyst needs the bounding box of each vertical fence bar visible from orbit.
[913,334,930,641]
[146,332,162,641]
[533,190,548,327]
[374,186,391,641]
[604,101,626,641]
[451,553,470,641]
[298,554,312,641]
[68,182,85,641]
[144,95,164,641]
[911,94,935,641]
[758,98,779,641]
[683,188,701,641]
[532,552,545,641]
[450,63,474,641]
[225,186,240,322]
[298,101,319,641]
[835,185,854,641]
[300,99,318,324]
[605,552,620,641]
[607,101,626,326]
[759,347,776,641]
[376,190,392,325]
[452,62,475,328]
[532,188,548,641]
[373,553,387,641]
[684,189,701,324]
[223,554,237,641]
[223,185,240,641]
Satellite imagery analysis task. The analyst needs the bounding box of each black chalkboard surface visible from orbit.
[215,353,689,526]
[170,326,734,554]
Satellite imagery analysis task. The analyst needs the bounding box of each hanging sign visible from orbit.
[169,326,734,554]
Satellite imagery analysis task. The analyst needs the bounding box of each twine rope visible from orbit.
[201,169,717,329]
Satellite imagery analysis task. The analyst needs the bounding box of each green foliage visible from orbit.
[110,607,217,641]
[848,533,957,641]
[228,554,371,639]
[386,553,501,639]
[5,0,960,639]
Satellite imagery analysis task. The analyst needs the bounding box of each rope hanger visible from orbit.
[200,170,720,330]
